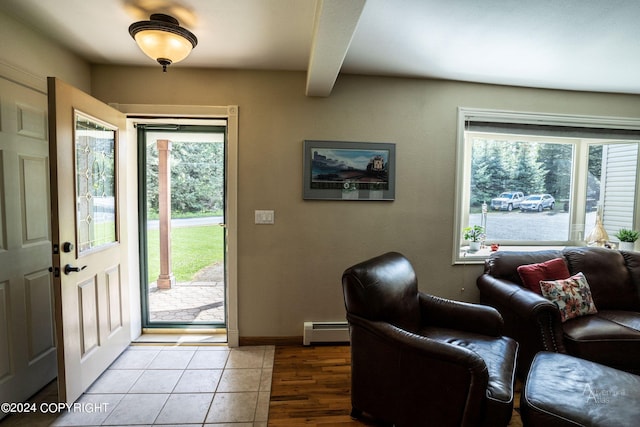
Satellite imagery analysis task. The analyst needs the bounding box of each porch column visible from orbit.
[156,139,175,289]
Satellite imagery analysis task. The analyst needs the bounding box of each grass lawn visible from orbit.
[146,225,224,283]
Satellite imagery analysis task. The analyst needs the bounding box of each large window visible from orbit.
[454,109,640,263]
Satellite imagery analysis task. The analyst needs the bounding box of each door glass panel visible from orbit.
[75,112,117,253]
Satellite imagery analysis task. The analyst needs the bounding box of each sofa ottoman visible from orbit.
[521,352,640,427]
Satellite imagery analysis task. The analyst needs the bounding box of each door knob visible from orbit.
[64,264,87,275]
[48,266,60,277]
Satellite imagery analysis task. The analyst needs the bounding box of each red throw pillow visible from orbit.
[517,257,571,295]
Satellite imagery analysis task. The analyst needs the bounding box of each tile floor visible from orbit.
[46,344,274,426]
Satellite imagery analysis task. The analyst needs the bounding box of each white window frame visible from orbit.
[453,108,640,264]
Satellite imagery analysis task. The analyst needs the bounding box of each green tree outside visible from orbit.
[469,137,595,207]
[147,141,224,217]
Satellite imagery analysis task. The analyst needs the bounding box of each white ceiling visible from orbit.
[2,0,640,96]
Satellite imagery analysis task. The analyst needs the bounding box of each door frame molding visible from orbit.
[113,104,239,347]
[0,60,46,94]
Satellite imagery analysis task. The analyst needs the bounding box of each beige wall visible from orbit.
[90,65,640,338]
[3,7,640,339]
[0,11,91,92]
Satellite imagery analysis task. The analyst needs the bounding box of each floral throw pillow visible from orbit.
[540,272,598,322]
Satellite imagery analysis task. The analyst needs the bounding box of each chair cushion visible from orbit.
[517,257,571,294]
[419,326,517,404]
[540,272,598,322]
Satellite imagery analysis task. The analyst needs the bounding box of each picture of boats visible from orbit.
[310,148,389,189]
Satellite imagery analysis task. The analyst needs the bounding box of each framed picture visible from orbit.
[303,140,396,200]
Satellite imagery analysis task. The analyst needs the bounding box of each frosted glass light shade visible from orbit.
[129,14,197,71]
[134,30,193,63]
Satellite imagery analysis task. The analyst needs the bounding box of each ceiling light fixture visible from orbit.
[129,13,198,72]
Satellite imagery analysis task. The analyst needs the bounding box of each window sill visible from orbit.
[456,245,569,265]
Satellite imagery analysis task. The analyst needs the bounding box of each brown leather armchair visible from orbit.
[342,252,518,427]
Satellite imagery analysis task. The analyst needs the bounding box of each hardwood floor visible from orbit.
[269,344,383,426]
[268,344,523,427]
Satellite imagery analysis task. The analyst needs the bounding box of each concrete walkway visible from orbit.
[148,282,225,323]
[147,262,225,323]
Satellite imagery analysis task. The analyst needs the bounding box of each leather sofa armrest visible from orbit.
[477,273,566,375]
[477,274,560,322]
[418,293,504,337]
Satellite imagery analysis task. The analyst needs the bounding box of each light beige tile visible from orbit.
[52,344,275,426]
[109,349,159,369]
[129,369,183,393]
[102,393,169,425]
[204,424,254,427]
[86,369,143,394]
[217,369,262,392]
[259,368,272,392]
[140,424,202,427]
[205,392,258,423]
[157,344,203,350]
[187,349,229,369]
[263,345,275,368]
[147,349,195,369]
[127,344,167,351]
[204,423,254,427]
[255,391,270,422]
[155,393,214,424]
[173,369,222,393]
[226,347,265,368]
[51,393,124,426]
[196,345,231,351]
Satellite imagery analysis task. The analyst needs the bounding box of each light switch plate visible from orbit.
[255,210,275,224]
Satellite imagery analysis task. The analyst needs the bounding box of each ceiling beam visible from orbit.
[305,0,366,97]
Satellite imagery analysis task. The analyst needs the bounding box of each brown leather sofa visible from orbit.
[342,252,518,427]
[477,246,640,377]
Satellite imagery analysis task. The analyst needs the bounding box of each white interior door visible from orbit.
[0,77,56,418]
[48,77,131,404]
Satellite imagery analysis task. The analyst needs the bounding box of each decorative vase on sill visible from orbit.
[469,241,481,252]
[586,210,609,247]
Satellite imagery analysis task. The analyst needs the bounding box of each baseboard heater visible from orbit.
[303,321,350,345]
